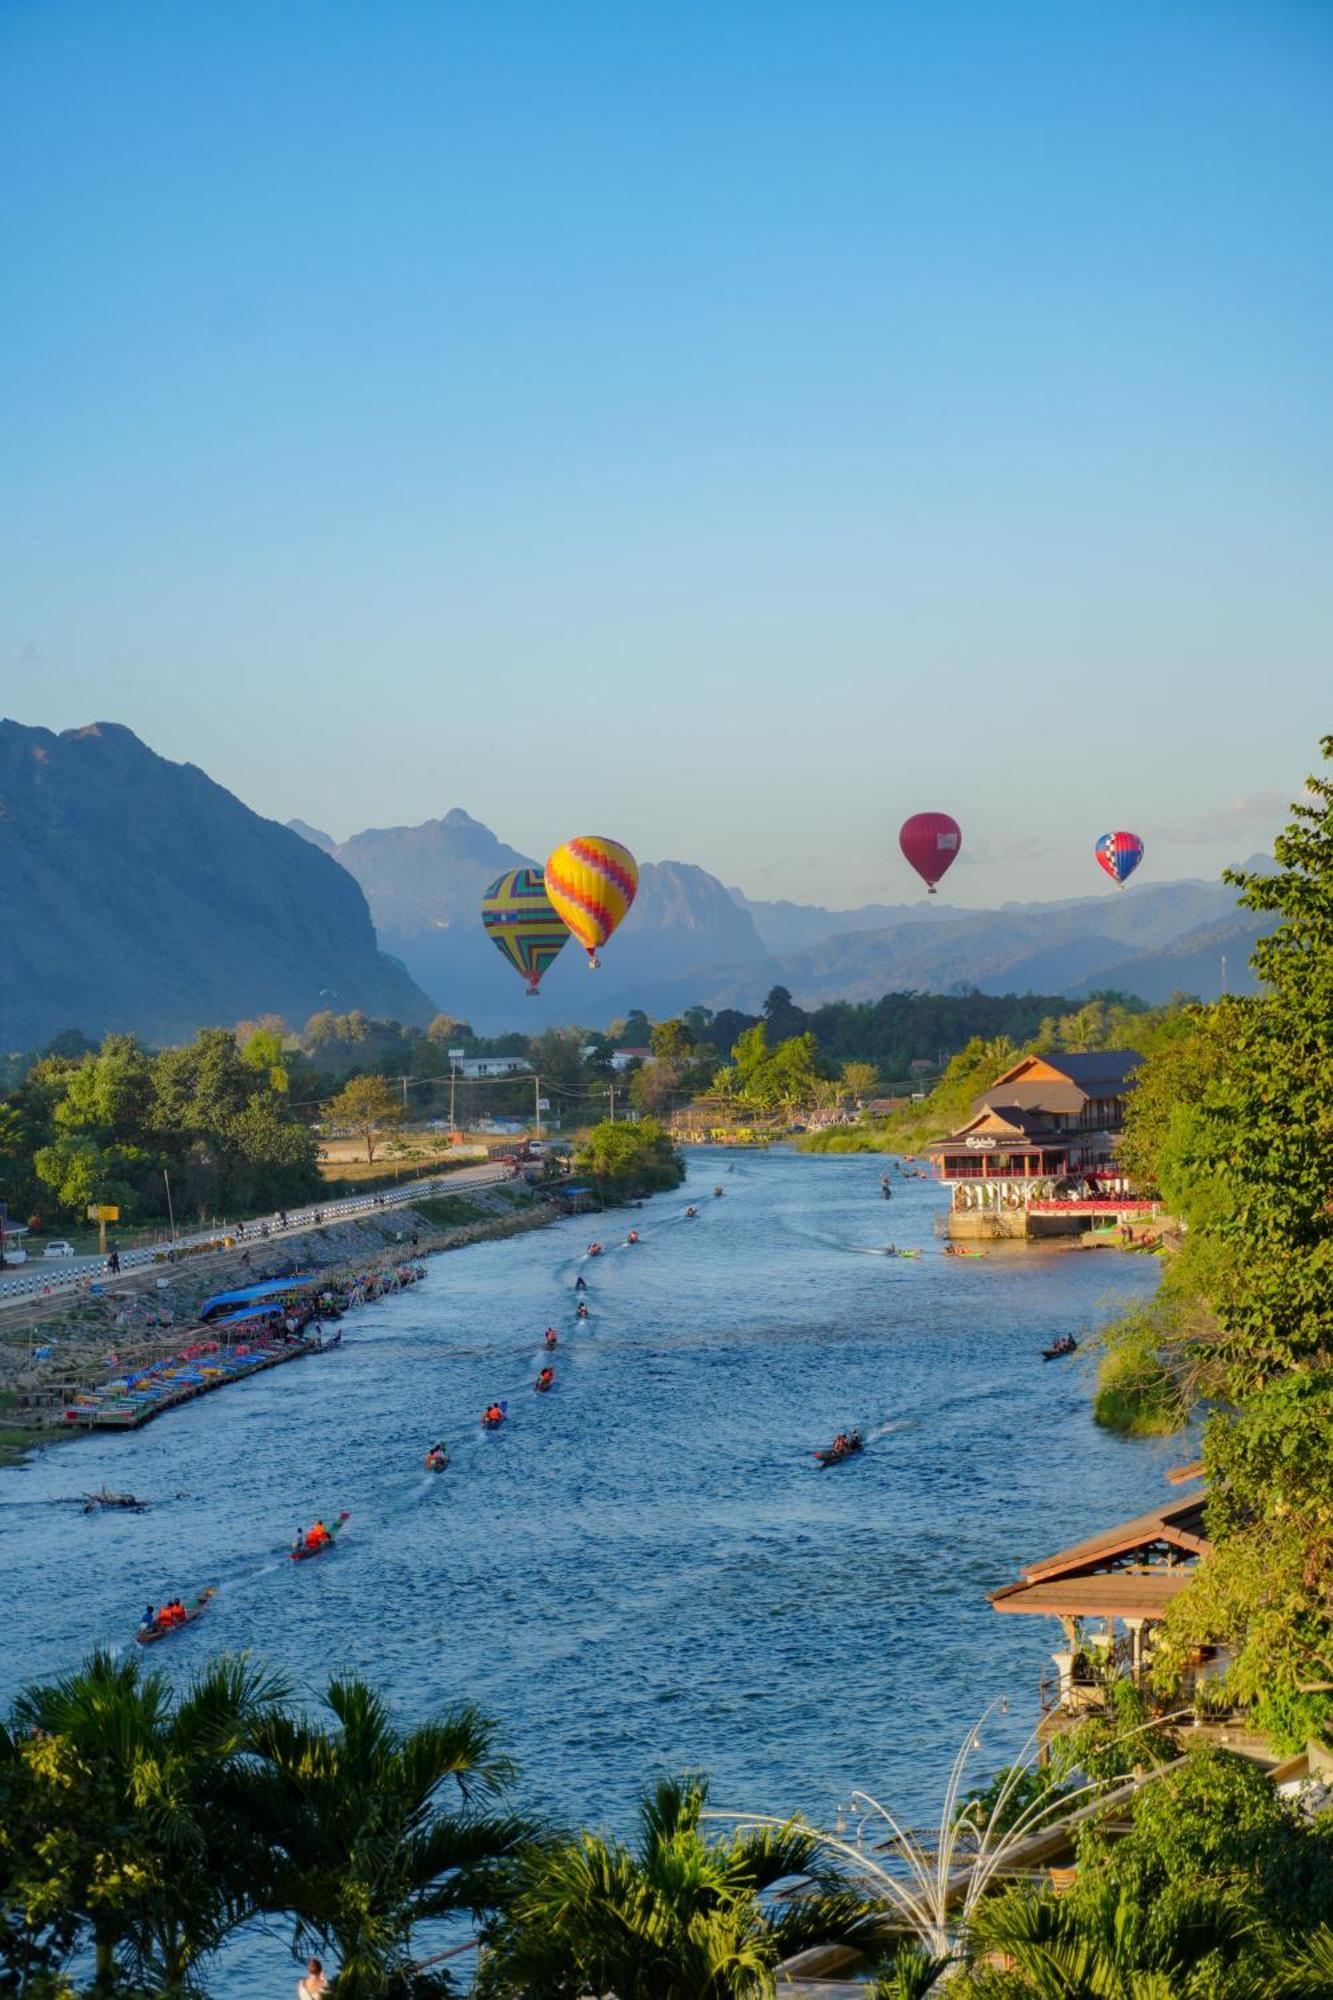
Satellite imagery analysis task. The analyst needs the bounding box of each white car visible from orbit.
[42,1240,76,1259]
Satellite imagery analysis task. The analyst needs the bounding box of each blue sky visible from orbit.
[2,1,1329,906]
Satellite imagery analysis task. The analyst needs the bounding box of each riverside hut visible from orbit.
[989,1483,1221,1721]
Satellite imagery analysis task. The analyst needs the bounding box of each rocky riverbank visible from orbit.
[0,1182,583,1465]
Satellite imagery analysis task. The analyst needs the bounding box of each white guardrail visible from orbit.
[0,1164,514,1307]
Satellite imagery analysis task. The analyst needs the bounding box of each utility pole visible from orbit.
[163,1168,177,1244]
[534,1074,543,1139]
[609,1083,616,1123]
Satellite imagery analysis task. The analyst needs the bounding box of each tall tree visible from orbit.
[11,1651,286,1994]
[328,1074,404,1164]
[248,1679,529,1999]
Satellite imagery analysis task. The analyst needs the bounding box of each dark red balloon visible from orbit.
[899,812,962,893]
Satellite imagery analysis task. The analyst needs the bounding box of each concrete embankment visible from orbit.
[0,1182,587,1464]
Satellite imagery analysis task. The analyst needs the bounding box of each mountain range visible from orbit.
[0,722,434,1049]
[0,717,1265,1053]
[291,811,1265,1030]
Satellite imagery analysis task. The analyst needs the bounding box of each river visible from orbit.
[2,1147,1167,1992]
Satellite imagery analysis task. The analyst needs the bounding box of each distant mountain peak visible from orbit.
[287,818,337,852]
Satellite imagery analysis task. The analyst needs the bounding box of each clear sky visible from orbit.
[3,1,1330,906]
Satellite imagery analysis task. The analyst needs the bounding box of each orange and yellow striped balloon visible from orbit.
[543,836,639,967]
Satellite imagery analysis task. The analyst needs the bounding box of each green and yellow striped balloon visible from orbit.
[480,868,571,995]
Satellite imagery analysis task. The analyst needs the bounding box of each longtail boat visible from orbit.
[290,1511,350,1560]
[136,1587,216,1643]
[813,1433,864,1468]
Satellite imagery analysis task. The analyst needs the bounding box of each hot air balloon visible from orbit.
[480,868,570,996]
[1094,830,1144,888]
[544,836,639,968]
[899,812,962,894]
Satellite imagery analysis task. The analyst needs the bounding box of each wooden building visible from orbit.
[924,1051,1149,1238]
[990,1485,1218,1720]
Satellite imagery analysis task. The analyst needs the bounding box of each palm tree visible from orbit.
[247,1676,530,1998]
[874,1944,953,1998]
[477,1773,878,1999]
[12,1648,287,1994]
[963,1880,1260,1998]
[1275,1924,1333,1995]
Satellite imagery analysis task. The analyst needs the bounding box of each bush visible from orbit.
[573,1118,685,1202]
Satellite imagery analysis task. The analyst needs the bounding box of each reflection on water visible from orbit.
[2,1149,1165,1992]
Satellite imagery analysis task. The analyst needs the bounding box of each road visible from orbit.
[0,1162,515,1306]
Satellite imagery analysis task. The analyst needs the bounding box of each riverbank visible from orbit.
[0,1180,586,1467]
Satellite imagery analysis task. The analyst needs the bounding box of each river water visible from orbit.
[2,1148,1167,1992]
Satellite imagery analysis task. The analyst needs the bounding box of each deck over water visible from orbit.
[2,1148,1165,1995]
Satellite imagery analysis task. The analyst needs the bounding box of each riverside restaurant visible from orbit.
[923,1051,1158,1239]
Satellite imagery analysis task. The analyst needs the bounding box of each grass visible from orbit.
[0,1427,33,1468]
[411,1195,491,1230]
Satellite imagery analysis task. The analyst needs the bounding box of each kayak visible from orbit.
[534,1377,553,1393]
[290,1511,350,1560]
[895,1249,922,1260]
[945,1248,987,1259]
[482,1402,509,1429]
[425,1451,450,1472]
[1043,1341,1079,1362]
[136,1587,215,1643]
[814,1436,864,1468]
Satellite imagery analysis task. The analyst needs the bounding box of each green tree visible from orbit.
[328,1074,404,1164]
[1061,1745,1333,1988]
[963,1879,1256,1998]
[841,1061,881,1104]
[651,1019,694,1066]
[1152,1374,1333,1746]
[239,1024,290,1094]
[574,1117,683,1200]
[32,1133,145,1219]
[51,1034,156,1144]
[248,1679,528,1999]
[11,1650,286,1994]
[478,1775,875,2000]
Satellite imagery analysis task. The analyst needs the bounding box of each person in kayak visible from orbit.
[306,1519,329,1551]
[292,1528,306,1555]
[142,1602,157,1631]
[536,1366,554,1389]
[832,1433,849,1457]
[483,1403,505,1425]
[713,1186,723,1197]
[685,1206,697,1217]
[574,1275,588,1291]
[626,1230,639,1243]
[544,1328,558,1348]
[576,1302,589,1319]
